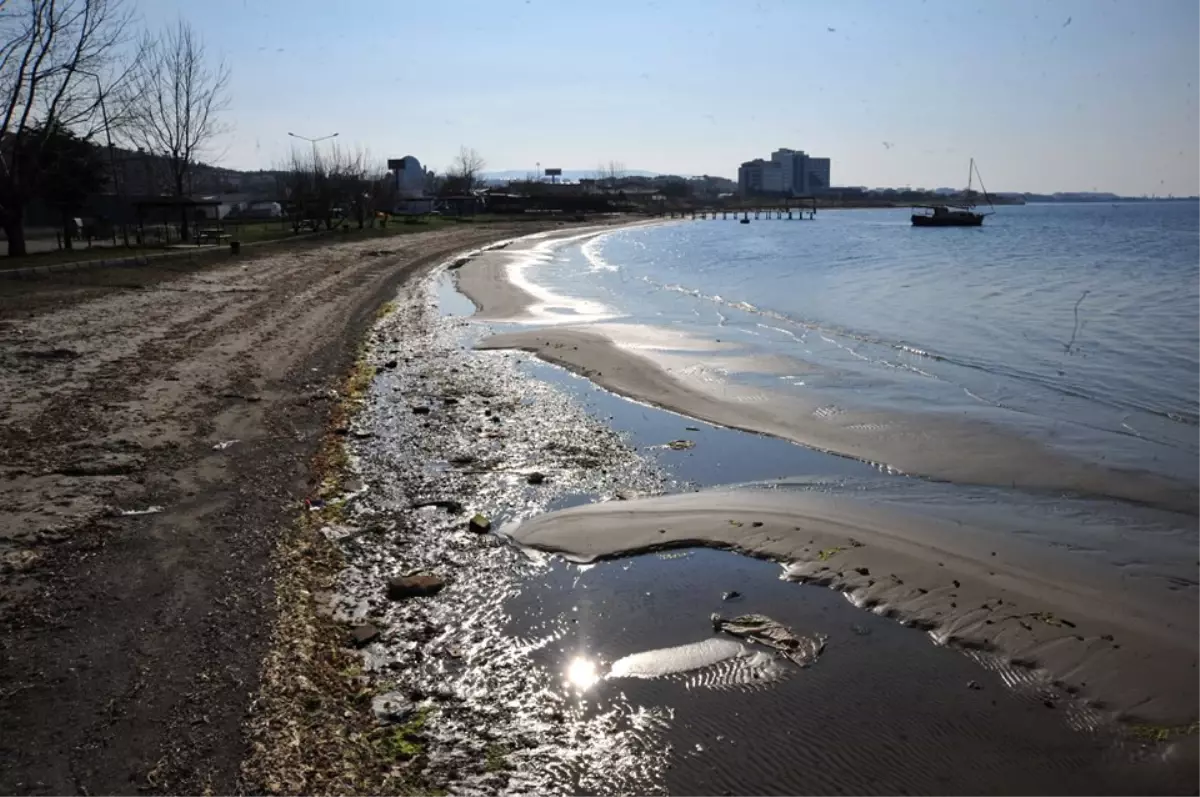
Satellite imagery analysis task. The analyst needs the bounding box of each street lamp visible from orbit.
[287,131,338,163]
[77,68,128,247]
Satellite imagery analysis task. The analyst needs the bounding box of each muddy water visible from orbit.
[336,263,1196,795]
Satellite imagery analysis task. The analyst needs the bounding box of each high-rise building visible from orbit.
[806,157,831,193]
[739,149,832,196]
[737,159,785,195]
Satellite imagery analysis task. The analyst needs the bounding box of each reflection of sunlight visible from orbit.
[565,656,600,691]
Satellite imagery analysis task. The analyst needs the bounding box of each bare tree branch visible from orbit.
[124,18,230,240]
[0,0,136,255]
[446,146,486,193]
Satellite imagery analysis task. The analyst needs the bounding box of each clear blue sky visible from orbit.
[135,0,1198,195]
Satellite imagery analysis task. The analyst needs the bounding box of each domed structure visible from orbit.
[390,155,425,199]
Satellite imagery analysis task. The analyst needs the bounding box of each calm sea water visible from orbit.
[530,202,1199,486]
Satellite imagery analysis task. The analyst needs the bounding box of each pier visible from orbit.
[658,197,818,221]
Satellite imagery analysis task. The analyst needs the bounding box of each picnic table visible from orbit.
[196,228,232,246]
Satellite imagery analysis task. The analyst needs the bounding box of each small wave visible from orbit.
[581,234,619,272]
[638,274,1198,431]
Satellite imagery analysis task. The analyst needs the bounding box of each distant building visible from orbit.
[388,155,434,214]
[739,149,832,196]
[806,157,830,193]
[737,158,785,195]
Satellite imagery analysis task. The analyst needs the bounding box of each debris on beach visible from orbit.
[348,622,380,647]
[116,505,164,516]
[412,498,464,515]
[212,439,239,450]
[386,574,447,600]
[526,471,547,485]
[468,513,491,534]
[722,590,742,601]
[711,613,827,667]
[372,691,417,723]
[665,439,695,450]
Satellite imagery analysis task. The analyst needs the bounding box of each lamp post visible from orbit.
[78,69,128,247]
[287,131,338,165]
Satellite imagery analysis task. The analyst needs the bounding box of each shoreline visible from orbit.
[326,257,1198,792]
[446,226,1199,724]
[465,315,1197,517]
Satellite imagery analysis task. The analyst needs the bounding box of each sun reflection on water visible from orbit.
[565,655,601,692]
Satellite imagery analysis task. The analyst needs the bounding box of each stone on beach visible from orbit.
[349,622,381,647]
[387,574,447,600]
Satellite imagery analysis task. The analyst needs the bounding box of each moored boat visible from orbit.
[912,158,994,227]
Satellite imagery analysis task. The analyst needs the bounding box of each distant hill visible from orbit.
[481,169,661,182]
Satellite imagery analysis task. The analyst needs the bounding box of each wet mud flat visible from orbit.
[507,549,1193,795]
[330,258,1197,795]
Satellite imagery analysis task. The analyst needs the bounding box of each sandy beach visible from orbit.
[12,217,1186,795]
[0,221,607,795]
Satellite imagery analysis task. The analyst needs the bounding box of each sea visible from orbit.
[525,202,1200,493]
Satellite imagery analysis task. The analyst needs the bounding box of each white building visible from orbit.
[388,155,434,214]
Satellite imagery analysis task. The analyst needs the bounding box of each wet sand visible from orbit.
[505,549,1197,795]
[507,487,1198,728]
[476,325,1197,516]
[455,230,1198,516]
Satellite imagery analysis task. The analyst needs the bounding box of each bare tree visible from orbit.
[126,20,229,242]
[277,142,370,232]
[595,160,626,187]
[445,146,485,194]
[0,0,136,256]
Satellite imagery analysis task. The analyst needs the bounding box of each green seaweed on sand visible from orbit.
[1031,611,1076,628]
[375,707,433,761]
[484,742,513,772]
[817,546,846,562]
[1128,721,1200,743]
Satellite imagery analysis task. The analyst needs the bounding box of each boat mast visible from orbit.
[971,159,995,211]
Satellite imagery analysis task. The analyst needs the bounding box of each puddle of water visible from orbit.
[438,271,480,317]
[504,548,1191,796]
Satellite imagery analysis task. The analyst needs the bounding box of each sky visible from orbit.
[134,0,1199,195]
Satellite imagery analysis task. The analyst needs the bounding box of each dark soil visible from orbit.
[0,223,575,795]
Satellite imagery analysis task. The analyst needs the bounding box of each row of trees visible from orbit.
[0,0,229,255]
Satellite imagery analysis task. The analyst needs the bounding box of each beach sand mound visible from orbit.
[508,487,1199,728]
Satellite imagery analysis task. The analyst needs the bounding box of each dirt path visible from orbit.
[0,224,563,795]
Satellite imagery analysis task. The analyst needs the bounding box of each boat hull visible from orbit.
[911,213,984,227]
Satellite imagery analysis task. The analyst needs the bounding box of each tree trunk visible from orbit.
[175,174,190,242]
[2,206,28,257]
[61,211,74,251]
